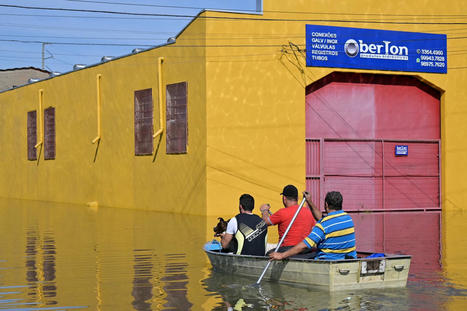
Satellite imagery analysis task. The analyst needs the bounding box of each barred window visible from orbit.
[44,107,55,160]
[27,110,37,161]
[134,89,154,155]
[166,82,187,154]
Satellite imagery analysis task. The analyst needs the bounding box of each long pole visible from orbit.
[42,43,45,69]
[256,196,307,285]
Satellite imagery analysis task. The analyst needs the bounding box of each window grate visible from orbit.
[134,89,154,155]
[27,110,37,161]
[166,82,187,154]
[44,107,55,160]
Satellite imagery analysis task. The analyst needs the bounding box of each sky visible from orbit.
[0,0,257,73]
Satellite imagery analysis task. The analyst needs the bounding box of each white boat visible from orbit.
[204,247,411,291]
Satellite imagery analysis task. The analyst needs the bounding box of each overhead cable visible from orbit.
[66,0,467,18]
[2,4,467,25]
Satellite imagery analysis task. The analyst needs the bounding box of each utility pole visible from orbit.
[41,42,51,69]
[42,43,46,69]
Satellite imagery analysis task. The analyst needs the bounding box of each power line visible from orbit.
[0,22,178,35]
[0,55,39,60]
[2,41,467,56]
[0,28,457,43]
[0,4,197,18]
[0,38,154,46]
[66,0,246,12]
[66,0,467,18]
[3,10,467,28]
[2,4,467,25]
[1,27,466,41]
[0,33,171,41]
[0,12,188,20]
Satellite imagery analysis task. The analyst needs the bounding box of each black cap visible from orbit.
[280,185,298,199]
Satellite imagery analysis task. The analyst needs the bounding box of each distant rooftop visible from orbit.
[0,67,51,91]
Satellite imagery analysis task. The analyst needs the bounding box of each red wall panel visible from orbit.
[306,83,376,139]
[306,77,440,140]
[324,176,382,211]
[352,213,384,252]
[383,142,439,176]
[384,177,440,210]
[352,211,441,271]
[305,140,320,176]
[324,141,382,176]
[384,212,441,271]
[305,178,321,211]
[375,85,440,140]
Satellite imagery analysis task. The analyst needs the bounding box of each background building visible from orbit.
[0,67,50,91]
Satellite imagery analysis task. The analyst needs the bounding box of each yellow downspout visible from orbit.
[153,57,164,140]
[34,89,44,155]
[92,74,102,144]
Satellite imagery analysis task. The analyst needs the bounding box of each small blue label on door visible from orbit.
[395,145,408,156]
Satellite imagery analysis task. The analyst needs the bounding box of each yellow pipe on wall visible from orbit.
[153,57,164,139]
[92,74,102,144]
[34,89,44,149]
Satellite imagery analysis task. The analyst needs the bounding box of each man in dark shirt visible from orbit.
[221,194,268,256]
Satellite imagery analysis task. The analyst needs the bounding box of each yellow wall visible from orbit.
[0,17,207,215]
[205,10,308,217]
[442,210,467,309]
[203,0,467,219]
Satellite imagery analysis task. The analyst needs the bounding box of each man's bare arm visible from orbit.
[260,203,273,226]
[304,191,322,221]
[269,241,308,260]
[221,233,233,249]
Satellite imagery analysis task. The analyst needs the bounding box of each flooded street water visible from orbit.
[0,198,466,310]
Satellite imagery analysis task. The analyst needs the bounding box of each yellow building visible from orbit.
[2,1,467,299]
[0,0,465,221]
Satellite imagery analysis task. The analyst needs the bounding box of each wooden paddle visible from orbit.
[255,196,308,285]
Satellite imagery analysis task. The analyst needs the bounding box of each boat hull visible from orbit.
[205,250,411,291]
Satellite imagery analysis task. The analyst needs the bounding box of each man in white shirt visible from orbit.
[221,194,268,256]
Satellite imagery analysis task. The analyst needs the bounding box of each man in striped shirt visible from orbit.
[269,191,356,261]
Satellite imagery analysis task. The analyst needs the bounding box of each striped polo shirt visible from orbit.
[303,210,356,260]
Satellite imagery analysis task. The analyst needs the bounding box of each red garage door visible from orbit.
[305,73,441,270]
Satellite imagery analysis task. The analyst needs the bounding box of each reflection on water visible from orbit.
[25,230,57,306]
[202,271,467,311]
[162,254,192,310]
[132,249,153,310]
[202,271,415,310]
[0,198,208,310]
[0,198,466,310]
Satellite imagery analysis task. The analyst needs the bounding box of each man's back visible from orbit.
[304,210,356,260]
[233,213,268,256]
[269,204,315,247]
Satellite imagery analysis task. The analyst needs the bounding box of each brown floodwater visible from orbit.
[0,198,466,310]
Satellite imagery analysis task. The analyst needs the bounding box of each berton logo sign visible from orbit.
[344,39,409,60]
[306,25,447,74]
